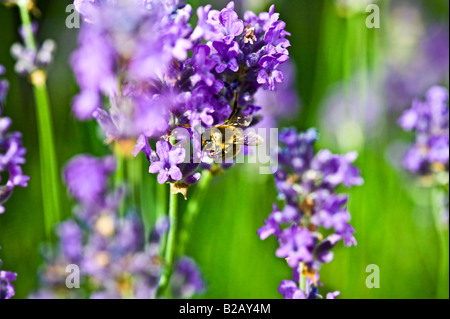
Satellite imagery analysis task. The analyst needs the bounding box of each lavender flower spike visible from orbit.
[0,64,30,214]
[0,260,17,299]
[259,128,362,299]
[398,86,449,176]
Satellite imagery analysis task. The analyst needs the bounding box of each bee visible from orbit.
[201,93,263,160]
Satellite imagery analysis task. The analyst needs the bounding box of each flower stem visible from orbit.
[18,0,61,240]
[18,0,36,50]
[299,262,307,293]
[157,189,179,298]
[141,167,155,239]
[114,151,125,217]
[126,155,141,208]
[178,170,213,256]
[430,187,450,299]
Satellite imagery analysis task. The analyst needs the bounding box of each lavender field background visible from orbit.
[0,0,448,299]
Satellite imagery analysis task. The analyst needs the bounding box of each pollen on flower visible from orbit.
[95,252,111,267]
[244,25,257,44]
[95,215,115,237]
[30,69,46,86]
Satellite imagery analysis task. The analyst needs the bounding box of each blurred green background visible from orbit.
[0,0,448,299]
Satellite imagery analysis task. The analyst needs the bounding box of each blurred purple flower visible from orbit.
[64,155,116,204]
[278,280,307,299]
[172,257,205,299]
[58,221,83,263]
[0,261,17,300]
[32,158,205,299]
[398,86,449,175]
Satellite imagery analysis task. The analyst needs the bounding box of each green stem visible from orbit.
[430,188,449,299]
[126,155,142,208]
[18,0,36,50]
[114,152,125,218]
[34,83,61,238]
[18,1,61,240]
[178,170,213,256]
[157,183,169,255]
[299,262,307,293]
[156,180,168,219]
[157,189,179,298]
[141,166,155,239]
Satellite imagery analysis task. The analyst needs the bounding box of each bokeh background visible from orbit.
[0,0,448,299]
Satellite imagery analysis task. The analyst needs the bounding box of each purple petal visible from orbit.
[168,166,183,181]
[149,161,164,174]
[157,171,170,184]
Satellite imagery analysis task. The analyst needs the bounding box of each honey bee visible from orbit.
[201,93,263,160]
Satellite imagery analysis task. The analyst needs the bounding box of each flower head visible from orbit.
[149,141,186,184]
[398,86,449,175]
[171,257,205,298]
[259,128,362,299]
[0,260,17,300]
[70,1,291,188]
[0,65,29,214]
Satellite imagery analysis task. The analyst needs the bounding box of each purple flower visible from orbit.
[58,221,83,263]
[172,257,205,299]
[258,205,282,240]
[190,44,217,87]
[254,61,301,129]
[311,150,364,188]
[69,0,292,199]
[326,291,341,299]
[257,56,287,91]
[264,21,291,56]
[133,134,153,158]
[149,141,186,184]
[11,32,56,76]
[0,78,8,112]
[398,86,449,175]
[211,41,240,74]
[191,5,213,41]
[30,165,204,299]
[278,277,325,299]
[244,4,279,34]
[276,226,315,267]
[259,128,362,299]
[0,261,17,300]
[209,3,244,45]
[278,280,307,299]
[73,90,102,121]
[64,155,116,204]
[115,213,145,253]
[0,66,30,214]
